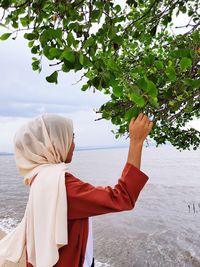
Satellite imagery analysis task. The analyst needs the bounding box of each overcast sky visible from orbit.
[0,4,199,153]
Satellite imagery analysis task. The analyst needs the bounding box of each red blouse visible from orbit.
[26,162,149,267]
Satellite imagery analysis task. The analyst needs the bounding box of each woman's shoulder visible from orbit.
[65,171,82,184]
[65,171,73,177]
[65,171,75,180]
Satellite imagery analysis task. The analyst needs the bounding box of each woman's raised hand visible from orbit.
[129,113,154,144]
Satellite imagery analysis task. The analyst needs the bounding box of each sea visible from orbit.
[0,144,200,267]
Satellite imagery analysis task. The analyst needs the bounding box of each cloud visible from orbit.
[0,35,123,151]
[0,101,91,117]
[0,30,127,150]
[0,116,29,153]
[0,33,110,117]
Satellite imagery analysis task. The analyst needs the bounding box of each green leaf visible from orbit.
[43,45,51,59]
[115,4,121,12]
[91,10,100,21]
[166,66,176,81]
[74,54,83,71]
[20,17,29,27]
[84,37,95,48]
[107,58,118,71]
[52,28,62,39]
[67,32,75,46]
[79,52,84,65]
[49,47,62,59]
[180,57,192,71]
[155,61,164,70]
[111,116,121,125]
[46,71,58,84]
[129,93,145,107]
[12,20,18,29]
[40,28,62,45]
[1,0,12,8]
[112,35,123,45]
[137,78,147,90]
[31,45,39,54]
[112,85,123,97]
[32,60,40,71]
[148,96,160,109]
[102,110,110,120]
[28,41,34,48]
[92,76,101,88]
[61,64,69,72]
[144,54,154,65]
[183,79,200,89]
[169,100,175,106]
[146,80,158,97]
[81,84,89,91]
[95,1,104,8]
[24,33,36,40]
[0,33,11,40]
[62,49,75,63]
[110,78,123,97]
[125,107,139,121]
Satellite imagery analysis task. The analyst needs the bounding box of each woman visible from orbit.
[0,112,153,267]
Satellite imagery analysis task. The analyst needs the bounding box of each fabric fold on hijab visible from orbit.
[0,113,73,267]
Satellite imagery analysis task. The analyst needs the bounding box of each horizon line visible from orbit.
[0,142,170,155]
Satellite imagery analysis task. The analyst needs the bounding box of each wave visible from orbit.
[0,217,19,234]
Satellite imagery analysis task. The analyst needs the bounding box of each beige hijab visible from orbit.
[0,113,73,267]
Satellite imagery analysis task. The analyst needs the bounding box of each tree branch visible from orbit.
[155,91,200,116]
[168,102,200,123]
[0,0,32,9]
[124,0,159,32]
[15,0,31,8]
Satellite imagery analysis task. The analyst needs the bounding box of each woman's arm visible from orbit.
[127,113,154,170]
[66,162,149,220]
[66,113,154,220]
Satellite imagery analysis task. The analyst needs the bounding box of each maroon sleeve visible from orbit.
[65,162,149,220]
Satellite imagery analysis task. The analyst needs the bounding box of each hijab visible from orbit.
[0,113,73,267]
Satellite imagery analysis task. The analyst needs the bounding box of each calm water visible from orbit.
[0,145,200,267]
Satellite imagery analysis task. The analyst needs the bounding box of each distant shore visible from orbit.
[0,229,26,267]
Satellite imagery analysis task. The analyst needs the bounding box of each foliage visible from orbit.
[0,0,200,150]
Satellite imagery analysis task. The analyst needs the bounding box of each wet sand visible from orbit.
[0,230,26,267]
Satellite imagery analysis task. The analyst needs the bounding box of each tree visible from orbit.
[0,0,199,150]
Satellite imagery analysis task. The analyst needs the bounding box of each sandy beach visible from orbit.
[0,230,26,267]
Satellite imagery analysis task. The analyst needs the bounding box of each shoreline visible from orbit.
[0,229,26,267]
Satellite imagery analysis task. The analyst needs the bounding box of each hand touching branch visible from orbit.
[127,113,154,169]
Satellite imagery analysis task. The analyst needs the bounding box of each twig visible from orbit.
[49,61,62,67]
[72,74,85,85]
[175,16,193,28]
[94,117,103,121]
[0,0,32,8]
[175,24,196,28]
[0,9,5,20]
[184,21,200,35]
[155,91,200,116]
[14,0,31,8]
[124,0,159,32]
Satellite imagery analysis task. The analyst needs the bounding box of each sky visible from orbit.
[0,2,199,153]
[0,30,131,153]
